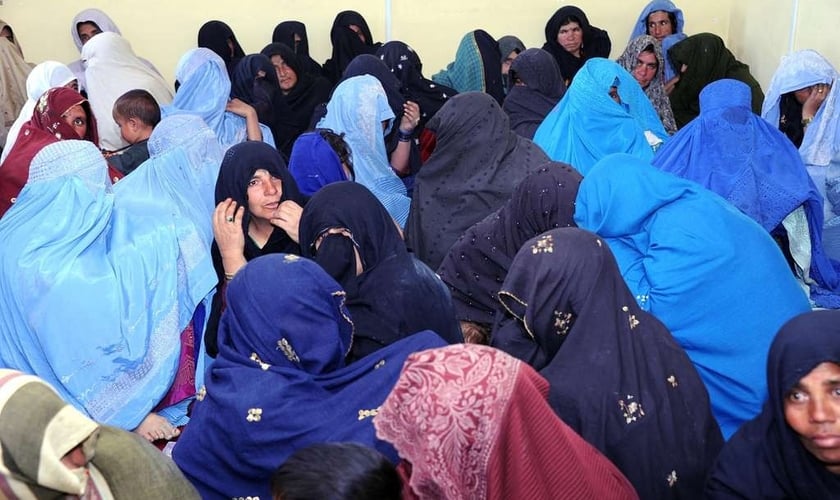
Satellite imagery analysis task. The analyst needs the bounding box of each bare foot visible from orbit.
[133,413,180,442]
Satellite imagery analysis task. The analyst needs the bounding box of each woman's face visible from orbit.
[502,50,519,76]
[646,10,674,41]
[632,50,659,89]
[76,22,101,45]
[556,21,583,57]
[608,86,621,104]
[270,55,298,94]
[784,361,840,474]
[62,104,88,139]
[247,168,283,221]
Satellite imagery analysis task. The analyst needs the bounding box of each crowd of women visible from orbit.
[0,1,839,498]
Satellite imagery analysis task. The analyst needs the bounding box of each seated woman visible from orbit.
[317,75,411,227]
[197,20,246,77]
[628,0,686,82]
[271,20,323,77]
[0,19,30,151]
[762,49,840,262]
[172,254,447,499]
[654,79,840,308]
[164,48,274,151]
[542,6,611,85]
[617,35,678,134]
[299,182,461,361]
[706,310,840,498]
[492,228,723,498]
[432,30,505,105]
[205,141,305,357]
[0,137,216,436]
[437,164,581,344]
[1,61,76,164]
[497,35,526,95]
[574,153,812,439]
[0,87,99,218]
[374,344,639,499]
[81,32,173,152]
[288,129,353,197]
[230,54,284,144]
[502,48,567,139]
[533,58,668,175]
[0,369,200,499]
[323,10,381,85]
[406,92,549,270]
[667,33,764,128]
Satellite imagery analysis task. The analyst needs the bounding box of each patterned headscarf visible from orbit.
[617,35,677,134]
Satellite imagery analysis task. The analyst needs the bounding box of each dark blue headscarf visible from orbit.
[172,254,446,500]
[288,130,349,197]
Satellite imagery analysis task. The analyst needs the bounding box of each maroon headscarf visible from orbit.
[0,87,98,217]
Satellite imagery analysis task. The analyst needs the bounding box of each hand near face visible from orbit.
[225,98,257,119]
[803,82,831,119]
[399,100,421,134]
[271,200,304,244]
[213,198,246,258]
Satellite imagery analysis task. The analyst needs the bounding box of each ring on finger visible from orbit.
[226,215,235,223]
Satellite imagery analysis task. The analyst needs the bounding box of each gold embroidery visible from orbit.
[628,314,640,329]
[531,234,554,254]
[666,470,678,487]
[249,353,270,371]
[358,408,380,420]
[277,338,300,363]
[553,311,573,336]
[667,375,678,387]
[374,360,386,369]
[283,254,300,263]
[246,408,263,422]
[619,395,645,424]
[196,386,206,402]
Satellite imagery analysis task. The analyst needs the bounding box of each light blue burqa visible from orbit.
[0,136,217,430]
[533,58,668,176]
[574,153,811,439]
[629,0,687,81]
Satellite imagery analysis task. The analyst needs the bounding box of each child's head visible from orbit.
[112,89,160,144]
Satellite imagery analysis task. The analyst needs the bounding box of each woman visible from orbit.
[164,48,273,151]
[575,153,812,439]
[542,6,611,85]
[323,10,380,85]
[502,48,567,139]
[762,49,840,261]
[668,33,764,128]
[1,61,76,164]
[432,30,505,105]
[654,79,840,308]
[498,34,526,94]
[0,19,30,152]
[81,32,173,151]
[317,74,411,227]
[205,140,305,357]
[628,0,686,81]
[533,58,668,175]
[492,228,723,498]
[406,92,549,270]
[230,53,283,145]
[437,164,581,344]
[197,20,246,77]
[374,344,639,499]
[706,310,840,498]
[617,35,678,134]
[272,20,323,77]
[288,129,353,197]
[0,87,98,218]
[172,254,448,500]
[300,182,462,361]
[0,369,200,499]
[0,18,25,56]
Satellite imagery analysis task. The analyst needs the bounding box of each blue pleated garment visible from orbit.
[574,153,811,439]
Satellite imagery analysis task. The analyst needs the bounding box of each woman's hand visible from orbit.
[213,199,247,277]
[803,82,831,122]
[399,100,421,134]
[271,200,303,244]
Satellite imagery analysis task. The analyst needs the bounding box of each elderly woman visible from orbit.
[502,48,567,139]
[432,30,505,105]
[629,0,687,82]
[172,254,447,499]
[542,6,611,85]
[762,50,840,261]
[617,35,678,134]
[374,344,639,499]
[533,58,668,175]
[706,310,840,498]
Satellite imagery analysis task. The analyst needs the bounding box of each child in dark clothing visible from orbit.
[108,89,160,177]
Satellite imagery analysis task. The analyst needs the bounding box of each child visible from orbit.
[108,89,160,177]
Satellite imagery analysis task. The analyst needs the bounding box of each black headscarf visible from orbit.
[272,21,323,77]
[706,310,840,499]
[405,92,550,270]
[260,43,332,159]
[668,33,764,128]
[197,20,246,77]
[230,54,283,144]
[493,228,724,499]
[542,6,612,85]
[437,164,581,328]
[502,48,567,139]
[299,182,463,362]
[376,41,458,130]
[206,141,306,356]
[322,11,380,85]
